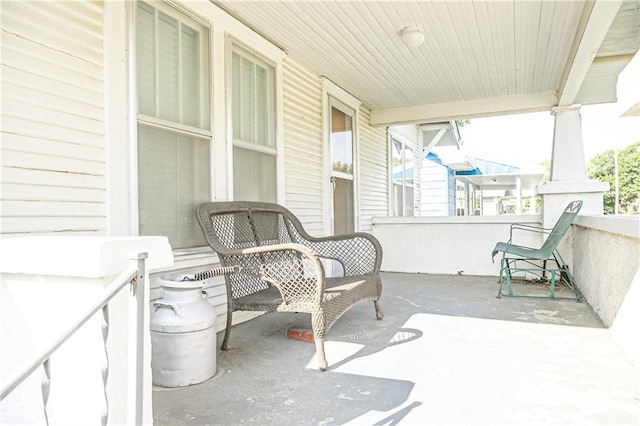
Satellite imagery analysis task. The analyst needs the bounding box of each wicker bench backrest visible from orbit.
[196,202,309,299]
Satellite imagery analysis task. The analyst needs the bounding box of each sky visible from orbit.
[457,102,640,172]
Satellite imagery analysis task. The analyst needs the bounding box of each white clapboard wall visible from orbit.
[1,1,107,236]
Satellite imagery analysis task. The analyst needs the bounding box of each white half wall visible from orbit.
[372,215,543,276]
[0,236,174,425]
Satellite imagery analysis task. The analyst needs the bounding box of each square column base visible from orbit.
[537,180,609,226]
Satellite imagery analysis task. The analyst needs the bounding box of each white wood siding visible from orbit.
[282,58,391,234]
[282,58,325,235]
[358,107,388,232]
[1,1,106,236]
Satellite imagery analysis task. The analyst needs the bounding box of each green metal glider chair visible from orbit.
[491,200,582,301]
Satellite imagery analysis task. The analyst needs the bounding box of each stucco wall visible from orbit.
[572,218,639,326]
[572,215,640,366]
[372,215,543,276]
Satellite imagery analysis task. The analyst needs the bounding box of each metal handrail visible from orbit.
[0,252,148,426]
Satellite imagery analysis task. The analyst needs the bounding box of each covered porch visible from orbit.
[1,0,639,424]
[153,272,638,425]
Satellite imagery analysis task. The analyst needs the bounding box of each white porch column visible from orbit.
[465,182,471,216]
[537,105,609,228]
[0,237,174,426]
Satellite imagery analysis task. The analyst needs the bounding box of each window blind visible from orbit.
[231,44,277,202]
[136,1,210,249]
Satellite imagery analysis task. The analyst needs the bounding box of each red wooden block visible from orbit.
[286,328,315,343]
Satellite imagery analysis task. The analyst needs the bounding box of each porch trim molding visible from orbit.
[370,91,557,127]
[557,0,623,105]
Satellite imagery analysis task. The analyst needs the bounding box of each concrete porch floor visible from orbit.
[153,273,640,425]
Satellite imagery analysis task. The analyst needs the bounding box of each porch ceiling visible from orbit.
[214,0,640,125]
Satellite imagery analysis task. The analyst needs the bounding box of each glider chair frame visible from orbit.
[196,201,383,371]
[491,200,583,301]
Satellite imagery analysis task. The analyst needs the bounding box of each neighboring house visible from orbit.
[417,120,544,217]
[420,152,456,216]
[458,158,544,216]
[421,152,544,216]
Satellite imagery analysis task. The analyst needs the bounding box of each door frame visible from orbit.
[321,78,362,235]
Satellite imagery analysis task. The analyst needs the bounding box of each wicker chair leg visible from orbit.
[315,339,328,371]
[221,309,233,350]
[374,300,383,320]
[311,310,328,371]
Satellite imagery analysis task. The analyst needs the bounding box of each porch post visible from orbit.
[515,175,522,215]
[537,105,608,228]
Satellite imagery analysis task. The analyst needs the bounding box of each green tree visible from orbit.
[455,119,470,128]
[587,141,640,214]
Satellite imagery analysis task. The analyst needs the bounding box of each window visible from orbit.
[391,138,414,216]
[231,45,277,202]
[136,1,211,249]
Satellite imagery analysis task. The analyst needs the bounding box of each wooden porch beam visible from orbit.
[370,90,557,127]
[557,0,622,106]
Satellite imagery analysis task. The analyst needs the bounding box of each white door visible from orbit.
[329,100,355,235]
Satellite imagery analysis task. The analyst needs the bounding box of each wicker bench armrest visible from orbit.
[238,243,325,305]
[302,233,382,276]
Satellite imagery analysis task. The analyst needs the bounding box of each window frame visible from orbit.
[134,0,214,252]
[321,78,361,234]
[389,134,415,217]
[230,44,277,149]
[228,40,281,203]
[128,0,286,260]
[136,0,212,136]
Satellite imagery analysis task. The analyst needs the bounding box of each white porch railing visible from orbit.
[0,253,148,426]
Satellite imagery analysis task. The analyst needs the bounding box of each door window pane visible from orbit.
[331,106,353,174]
[333,177,354,234]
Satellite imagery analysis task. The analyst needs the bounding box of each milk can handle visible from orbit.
[153,301,183,317]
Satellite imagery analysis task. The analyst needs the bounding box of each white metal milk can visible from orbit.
[150,274,217,387]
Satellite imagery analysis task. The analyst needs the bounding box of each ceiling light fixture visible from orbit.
[400,26,425,47]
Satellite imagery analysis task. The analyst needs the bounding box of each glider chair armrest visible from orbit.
[240,243,326,306]
[508,223,554,242]
[303,233,382,276]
